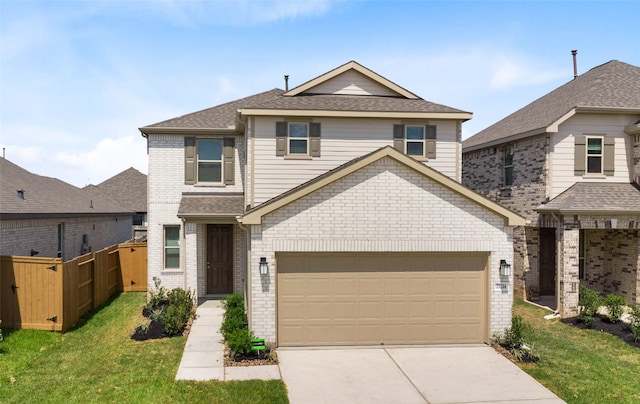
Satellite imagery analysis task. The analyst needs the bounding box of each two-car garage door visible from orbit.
[277,252,488,347]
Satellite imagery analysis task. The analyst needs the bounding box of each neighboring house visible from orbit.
[462,60,640,317]
[86,167,148,239]
[0,158,134,261]
[140,61,525,347]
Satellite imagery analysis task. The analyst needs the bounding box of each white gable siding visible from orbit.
[550,113,635,198]
[248,157,514,343]
[250,117,459,206]
[305,70,400,96]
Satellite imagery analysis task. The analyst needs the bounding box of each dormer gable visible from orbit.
[284,60,420,99]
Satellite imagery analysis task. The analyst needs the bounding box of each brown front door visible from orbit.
[207,224,233,294]
[539,228,556,295]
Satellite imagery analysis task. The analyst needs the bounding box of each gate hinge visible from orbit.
[47,265,57,271]
[47,316,58,323]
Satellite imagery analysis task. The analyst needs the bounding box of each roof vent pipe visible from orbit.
[571,50,578,79]
[284,75,289,91]
[17,189,25,199]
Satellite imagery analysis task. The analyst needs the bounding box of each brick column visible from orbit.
[559,224,580,316]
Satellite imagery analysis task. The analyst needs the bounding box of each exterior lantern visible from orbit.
[499,259,512,276]
[259,257,269,275]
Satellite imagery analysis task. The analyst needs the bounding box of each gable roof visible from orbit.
[0,158,132,219]
[241,146,525,226]
[463,60,640,152]
[284,60,420,99]
[139,61,472,135]
[536,182,640,215]
[88,167,147,212]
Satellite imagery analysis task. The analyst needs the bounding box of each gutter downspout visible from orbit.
[550,212,562,315]
[236,216,251,324]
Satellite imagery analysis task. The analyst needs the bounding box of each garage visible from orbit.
[277,252,488,347]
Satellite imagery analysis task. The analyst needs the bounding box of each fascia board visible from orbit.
[239,108,472,121]
[139,127,239,136]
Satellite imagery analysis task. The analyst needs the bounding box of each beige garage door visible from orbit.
[277,252,488,346]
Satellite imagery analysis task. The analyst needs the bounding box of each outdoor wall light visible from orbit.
[259,257,269,275]
[499,259,512,276]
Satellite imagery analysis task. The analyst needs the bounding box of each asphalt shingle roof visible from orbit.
[536,182,640,213]
[88,167,147,212]
[177,193,245,217]
[463,60,640,150]
[1,158,132,218]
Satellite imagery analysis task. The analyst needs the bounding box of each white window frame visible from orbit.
[405,125,425,157]
[288,122,309,155]
[586,136,603,175]
[164,225,181,270]
[196,138,224,184]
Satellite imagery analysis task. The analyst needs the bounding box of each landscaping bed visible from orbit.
[562,314,640,349]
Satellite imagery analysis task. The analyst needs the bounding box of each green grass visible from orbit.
[0,292,288,404]
[513,300,640,404]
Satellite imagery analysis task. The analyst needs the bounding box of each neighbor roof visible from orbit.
[463,60,640,151]
[0,158,132,219]
[88,167,147,213]
[139,61,472,135]
[536,182,640,215]
[241,146,525,226]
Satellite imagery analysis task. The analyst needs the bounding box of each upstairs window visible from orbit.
[574,135,614,177]
[503,145,514,186]
[586,137,603,174]
[276,121,321,158]
[197,139,223,183]
[393,124,437,159]
[184,137,235,185]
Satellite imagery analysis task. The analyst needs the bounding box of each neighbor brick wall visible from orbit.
[249,156,516,345]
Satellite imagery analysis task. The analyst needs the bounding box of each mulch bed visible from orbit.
[561,315,640,349]
[224,345,278,367]
[130,308,194,341]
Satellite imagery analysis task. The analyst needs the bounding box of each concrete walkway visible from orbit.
[175,299,281,381]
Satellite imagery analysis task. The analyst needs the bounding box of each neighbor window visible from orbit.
[586,137,603,174]
[164,226,180,269]
[503,145,514,186]
[288,123,309,155]
[393,124,437,159]
[197,139,223,183]
[57,223,64,258]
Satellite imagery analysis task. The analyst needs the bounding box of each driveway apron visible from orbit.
[278,346,565,404]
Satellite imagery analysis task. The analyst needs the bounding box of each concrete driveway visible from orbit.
[278,345,565,404]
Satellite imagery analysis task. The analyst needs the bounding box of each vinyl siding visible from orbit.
[307,70,400,96]
[250,117,459,205]
[550,113,635,198]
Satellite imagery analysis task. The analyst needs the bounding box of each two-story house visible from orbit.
[462,60,640,317]
[140,61,524,347]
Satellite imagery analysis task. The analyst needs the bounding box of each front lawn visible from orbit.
[513,300,640,404]
[0,292,288,404]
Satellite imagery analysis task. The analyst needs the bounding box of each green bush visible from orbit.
[160,288,194,336]
[147,277,168,310]
[227,328,253,359]
[629,305,640,342]
[221,307,246,340]
[603,294,626,323]
[578,286,601,326]
[223,293,244,311]
[503,315,528,349]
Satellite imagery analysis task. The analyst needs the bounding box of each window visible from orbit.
[164,226,180,269]
[276,121,321,157]
[288,123,308,154]
[184,137,235,185]
[503,146,514,186]
[57,223,64,258]
[197,139,223,183]
[586,137,603,174]
[393,124,437,159]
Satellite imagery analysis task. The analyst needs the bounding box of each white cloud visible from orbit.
[489,55,567,90]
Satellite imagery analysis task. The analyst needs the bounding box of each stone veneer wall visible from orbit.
[462,135,549,301]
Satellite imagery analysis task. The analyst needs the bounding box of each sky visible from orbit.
[1,0,639,188]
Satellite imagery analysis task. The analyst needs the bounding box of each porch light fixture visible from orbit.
[499,260,512,276]
[259,257,269,275]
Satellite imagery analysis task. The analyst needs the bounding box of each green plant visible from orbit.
[161,288,194,336]
[147,277,168,310]
[602,294,626,323]
[221,307,246,340]
[503,315,528,349]
[578,285,601,327]
[223,293,245,311]
[630,305,640,342]
[227,327,253,359]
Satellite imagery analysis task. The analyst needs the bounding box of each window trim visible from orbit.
[196,138,224,184]
[585,135,604,175]
[393,123,436,160]
[287,122,309,156]
[164,225,181,270]
[503,145,514,187]
[405,125,425,157]
[276,121,321,158]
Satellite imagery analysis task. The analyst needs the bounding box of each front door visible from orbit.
[539,228,556,295]
[207,224,233,294]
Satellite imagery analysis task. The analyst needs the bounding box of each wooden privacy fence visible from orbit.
[0,241,147,332]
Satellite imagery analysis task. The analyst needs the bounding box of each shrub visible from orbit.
[629,305,640,342]
[147,277,168,310]
[603,294,626,323]
[503,315,528,349]
[227,327,253,359]
[578,286,601,327]
[223,293,244,311]
[221,306,246,340]
[161,288,194,336]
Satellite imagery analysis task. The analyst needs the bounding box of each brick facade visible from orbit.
[249,157,516,344]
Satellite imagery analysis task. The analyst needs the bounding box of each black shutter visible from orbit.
[223,137,235,185]
[574,136,586,175]
[184,137,196,184]
[393,124,405,152]
[276,121,288,156]
[309,122,321,157]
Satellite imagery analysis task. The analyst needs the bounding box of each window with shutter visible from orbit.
[575,135,613,176]
[184,137,235,185]
[276,121,321,158]
[392,123,437,159]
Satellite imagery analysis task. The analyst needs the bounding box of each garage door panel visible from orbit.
[277,252,487,346]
